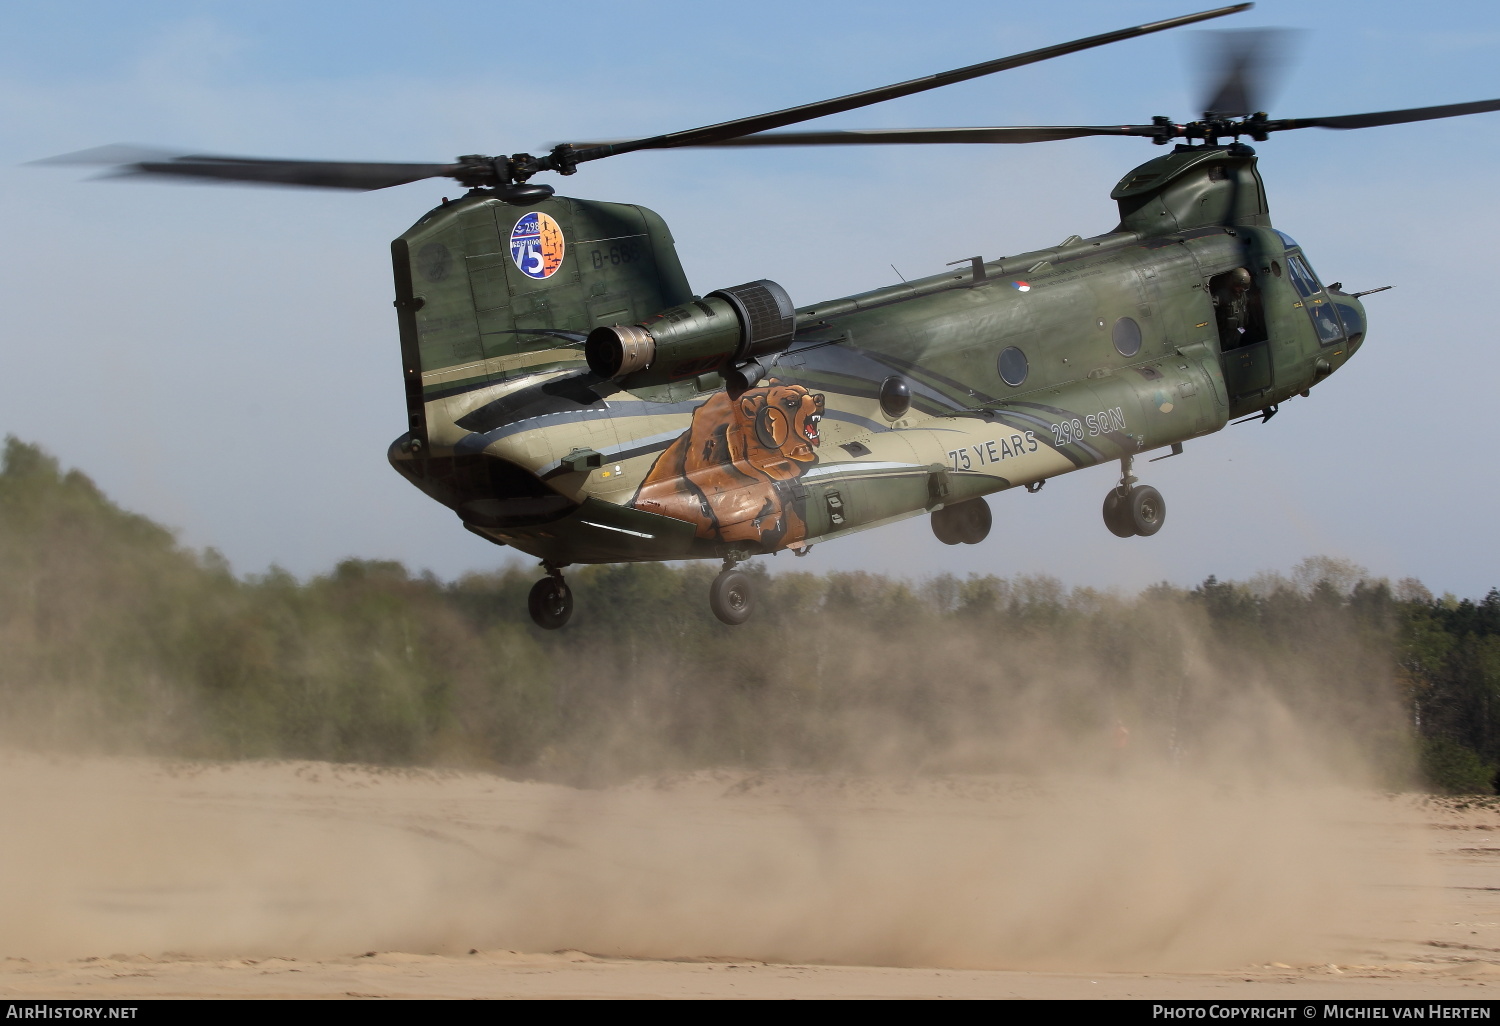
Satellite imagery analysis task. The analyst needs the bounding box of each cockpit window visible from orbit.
[1273,230,1299,250]
[1308,301,1344,344]
[1284,251,1343,344]
[1286,254,1323,299]
[1334,303,1365,345]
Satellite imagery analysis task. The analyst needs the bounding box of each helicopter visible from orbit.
[43,3,1500,629]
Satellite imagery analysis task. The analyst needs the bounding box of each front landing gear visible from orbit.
[931,496,992,545]
[710,559,755,626]
[1102,456,1166,538]
[527,566,573,630]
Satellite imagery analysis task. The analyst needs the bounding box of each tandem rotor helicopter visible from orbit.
[44,3,1500,628]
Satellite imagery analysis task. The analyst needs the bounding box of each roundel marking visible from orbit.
[510,211,566,280]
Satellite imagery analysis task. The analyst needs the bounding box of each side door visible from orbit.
[1220,334,1272,404]
[1218,233,1276,406]
[1223,227,1326,416]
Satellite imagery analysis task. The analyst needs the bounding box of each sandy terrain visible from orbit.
[1,751,1499,999]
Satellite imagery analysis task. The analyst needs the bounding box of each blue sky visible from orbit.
[2,0,1498,596]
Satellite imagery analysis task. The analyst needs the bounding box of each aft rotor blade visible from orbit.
[39,147,460,191]
[1263,97,1500,132]
[554,4,1250,168]
[593,125,1169,147]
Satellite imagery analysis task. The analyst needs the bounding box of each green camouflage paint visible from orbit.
[387,147,1365,565]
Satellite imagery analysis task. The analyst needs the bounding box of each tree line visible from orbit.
[0,436,1493,790]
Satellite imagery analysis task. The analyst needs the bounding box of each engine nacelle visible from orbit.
[585,279,795,390]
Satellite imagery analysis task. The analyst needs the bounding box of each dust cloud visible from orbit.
[0,614,1427,973]
[0,444,1431,973]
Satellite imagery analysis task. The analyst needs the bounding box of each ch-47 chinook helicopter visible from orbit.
[46,3,1500,629]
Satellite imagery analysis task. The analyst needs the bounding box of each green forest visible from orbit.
[1,436,1495,792]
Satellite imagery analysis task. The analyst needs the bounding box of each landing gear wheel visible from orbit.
[1103,489,1136,538]
[709,569,755,626]
[955,497,991,544]
[1128,484,1166,537]
[931,506,963,545]
[931,498,991,545]
[527,577,573,630]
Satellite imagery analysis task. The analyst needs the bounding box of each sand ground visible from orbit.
[1,751,1498,1000]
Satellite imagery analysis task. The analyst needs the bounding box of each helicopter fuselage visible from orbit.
[387,145,1366,569]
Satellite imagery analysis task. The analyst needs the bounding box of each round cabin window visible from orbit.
[1112,316,1142,358]
[879,376,911,419]
[998,346,1028,387]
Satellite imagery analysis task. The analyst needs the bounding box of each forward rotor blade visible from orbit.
[556,4,1250,168]
[1263,97,1500,132]
[32,144,184,167]
[569,125,1167,147]
[39,147,460,190]
[1196,28,1296,119]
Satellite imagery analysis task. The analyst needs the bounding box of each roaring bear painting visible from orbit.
[630,382,825,549]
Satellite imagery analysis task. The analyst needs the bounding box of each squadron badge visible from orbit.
[509,211,566,280]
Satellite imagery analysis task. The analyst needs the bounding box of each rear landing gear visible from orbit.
[1102,457,1166,538]
[710,559,755,626]
[527,566,573,630]
[931,497,992,545]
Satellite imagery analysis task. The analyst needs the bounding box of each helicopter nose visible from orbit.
[1329,291,1366,351]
